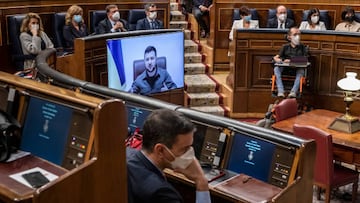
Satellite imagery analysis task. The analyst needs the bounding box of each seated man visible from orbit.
[273,27,308,98]
[136,3,164,30]
[193,0,212,38]
[335,6,360,32]
[229,5,259,41]
[97,4,128,34]
[127,109,211,203]
[130,46,177,95]
[267,5,294,29]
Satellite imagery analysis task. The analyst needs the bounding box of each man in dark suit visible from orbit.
[193,0,212,38]
[136,3,164,30]
[267,5,295,29]
[96,4,128,34]
[127,109,211,203]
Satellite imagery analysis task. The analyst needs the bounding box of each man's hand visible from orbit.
[199,5,208,12]
[114,21,125,31]
[174,158,209,191]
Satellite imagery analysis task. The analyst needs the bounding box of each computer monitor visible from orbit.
[225,131,296,188]
[19,95,93,169]
[107,31,184,96]
[125,103,152,134]
[226,132,276,182]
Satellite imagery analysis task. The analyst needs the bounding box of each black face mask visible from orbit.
[345,15,354,23]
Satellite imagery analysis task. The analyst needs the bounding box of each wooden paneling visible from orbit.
[0,1,169,73]
[228,29,360,115]
[212,1,360,68]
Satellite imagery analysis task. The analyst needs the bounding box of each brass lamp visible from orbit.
[329,72,360,133]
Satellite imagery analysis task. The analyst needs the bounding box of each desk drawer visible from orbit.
[333,147,354,164]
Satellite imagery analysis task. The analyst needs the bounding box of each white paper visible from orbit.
[9,167,58,188]
[6,150,30,162]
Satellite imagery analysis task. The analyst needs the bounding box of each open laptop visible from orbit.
[289,56,308,67]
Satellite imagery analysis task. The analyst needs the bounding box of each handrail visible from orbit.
[35,48,304,148]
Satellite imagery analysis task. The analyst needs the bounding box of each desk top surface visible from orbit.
[272,109,360,150]
[0,155,67,201]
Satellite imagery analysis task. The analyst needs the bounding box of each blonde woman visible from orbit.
[63,5,88,51]
[19,13,54,69]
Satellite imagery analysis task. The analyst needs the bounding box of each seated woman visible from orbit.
[335,6,360,32]
[229,6,259,41]
[63,5,88,51]
[299,8,326,30]
[20,13,54,69]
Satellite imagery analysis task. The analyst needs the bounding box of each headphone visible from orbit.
[0,110,21,162]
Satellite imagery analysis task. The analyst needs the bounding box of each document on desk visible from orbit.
[9,167,58,188]
[213,173,282,202]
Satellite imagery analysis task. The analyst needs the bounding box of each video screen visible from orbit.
[20,96,73,165]
[107,31,184,96]
[226,132,276,182]
[126,103,152,134]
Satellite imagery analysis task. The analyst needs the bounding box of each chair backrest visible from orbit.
[274,98,298,122]
[233,8,259,21]
[355,12,360,23]
[53,12,66,49]
[89,10,107,34]
[128,9,146,31]
[302,10,331,30]
[133,56,166,80]
[293,124,333,185]
[7,14,26,70]
[268,8,294,21]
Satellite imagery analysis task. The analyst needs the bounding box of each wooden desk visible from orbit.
[272,109,360,166]
[0,155,67,203]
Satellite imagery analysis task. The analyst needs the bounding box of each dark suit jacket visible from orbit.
[96,18,128,34]
[63,23,88,51]
[127,148,183,203]
[193,0,212,8]
[266,17,295,28]
[136,18,163,30]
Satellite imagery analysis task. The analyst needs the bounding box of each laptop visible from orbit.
[289,56,308,67]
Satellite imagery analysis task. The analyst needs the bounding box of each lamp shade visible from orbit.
[337,72,360,91]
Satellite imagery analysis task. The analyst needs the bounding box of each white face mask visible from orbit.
[112,11,120,21]
[149,11,157,20]
[165,146,195,169]
[278,14,286,22]
[311,16,319,24]
[31,24,39,31]
[291,35,300,45]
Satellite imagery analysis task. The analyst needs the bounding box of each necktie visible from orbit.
[151,21,155,29]
[280,23,284,29]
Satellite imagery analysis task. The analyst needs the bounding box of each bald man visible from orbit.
[267,5,295,29]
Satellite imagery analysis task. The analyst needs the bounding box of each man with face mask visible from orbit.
[267,5,294,29]
[136,4,164,30]
[130,46,177,95]
[273,27,308,98]
[96,4,128,34]
[126,109,211,203]
[335,6,360,32]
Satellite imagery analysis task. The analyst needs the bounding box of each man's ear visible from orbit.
[154,143,165,157]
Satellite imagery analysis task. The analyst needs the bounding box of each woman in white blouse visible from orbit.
[229,6,259,41]
[299,8,326,31]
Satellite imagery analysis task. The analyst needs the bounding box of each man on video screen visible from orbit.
[130,46,177,95]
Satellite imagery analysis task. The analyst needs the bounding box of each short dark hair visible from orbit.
[144,3,156,12]
[105,4,118,13]
[341,6,355,20]
[239,5,250,16]
[144,46,157,57]
[307,8,320,24]
[142,109,195,152]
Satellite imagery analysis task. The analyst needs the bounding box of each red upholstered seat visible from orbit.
[293,124,359,203]
[274,98,298,122]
